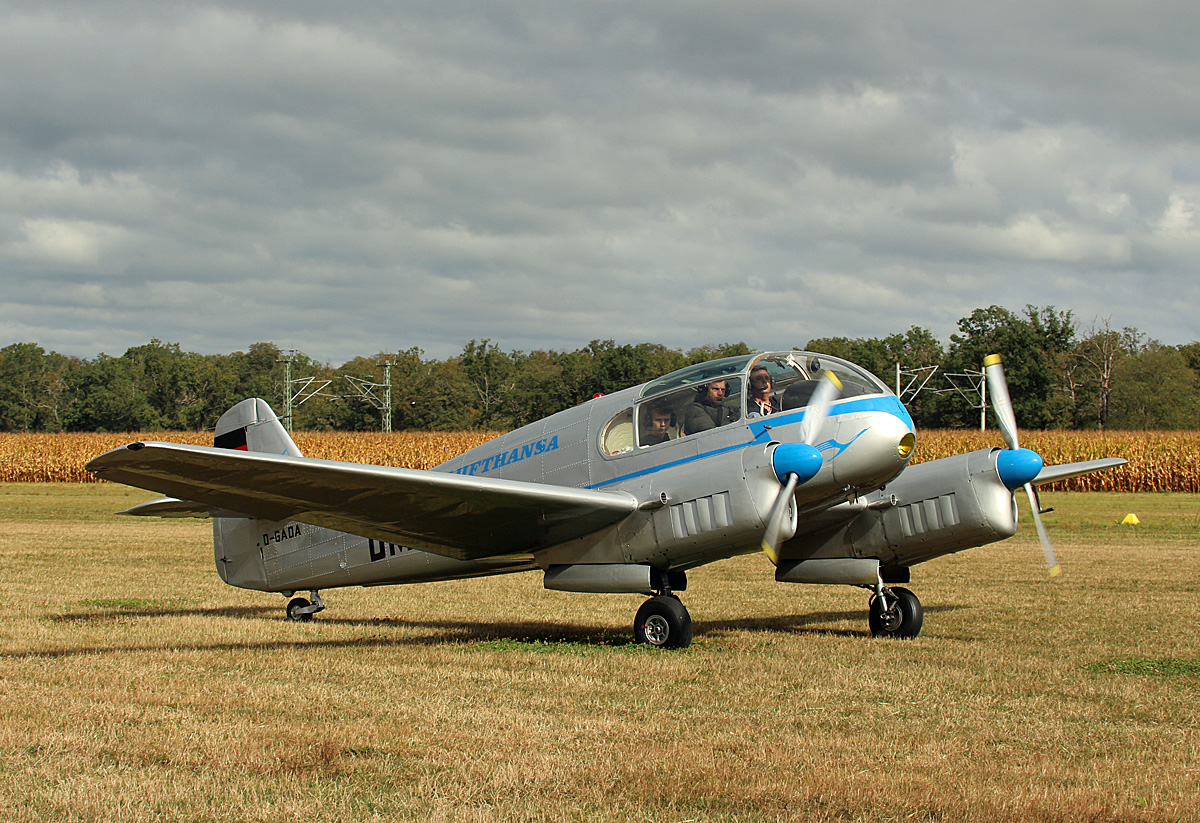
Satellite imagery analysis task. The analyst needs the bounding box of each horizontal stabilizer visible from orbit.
[1032,457,1127,487]
[87,441,638,560]
[118,497,253,519]
[120,497,213,518]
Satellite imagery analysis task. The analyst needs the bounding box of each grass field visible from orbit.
[1,483,1197,822]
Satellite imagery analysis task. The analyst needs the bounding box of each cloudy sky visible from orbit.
[2,1,1198,364]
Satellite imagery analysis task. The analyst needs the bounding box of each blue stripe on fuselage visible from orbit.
[585,395,912,489]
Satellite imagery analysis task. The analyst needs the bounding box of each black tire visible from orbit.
[868,587,923,639]
[633,595,693,649]
[286,597,314,622]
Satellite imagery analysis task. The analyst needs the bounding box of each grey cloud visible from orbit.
[1,1,1199,363]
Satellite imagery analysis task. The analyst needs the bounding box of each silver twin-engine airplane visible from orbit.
[87,351,1124,648]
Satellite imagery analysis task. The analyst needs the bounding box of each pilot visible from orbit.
[747,366,780,417]
[683,380,738,434]
[640,404,673,446]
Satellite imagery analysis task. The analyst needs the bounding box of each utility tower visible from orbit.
[342,361,395,433]
[277,351,333,432]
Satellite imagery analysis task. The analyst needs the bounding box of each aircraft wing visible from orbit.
[87,442,639,561]
[1033,457,1127,486]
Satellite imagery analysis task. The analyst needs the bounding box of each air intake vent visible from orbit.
[897,493,960,537]
[669,492,732,538]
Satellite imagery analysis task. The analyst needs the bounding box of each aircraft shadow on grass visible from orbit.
[17,603,966,660]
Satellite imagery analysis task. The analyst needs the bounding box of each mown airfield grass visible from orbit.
[0,483,1197,822]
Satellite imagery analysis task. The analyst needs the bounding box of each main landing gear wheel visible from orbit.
[868,586,923,639]
[634,595,693,649]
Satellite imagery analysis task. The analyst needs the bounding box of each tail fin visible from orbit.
[213,398,303,457]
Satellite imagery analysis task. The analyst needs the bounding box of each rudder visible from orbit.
[213,398,303,457]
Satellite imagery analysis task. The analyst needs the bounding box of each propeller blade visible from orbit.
[799,370,843,446]
[760,369,841,568]
[985,354,1060,576]
[1024,483,1061,576]
[983,354,1020,451]
[761,472,800,566]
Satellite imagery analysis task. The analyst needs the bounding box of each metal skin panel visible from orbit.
[215,515,537,593]
[776,557,881,585]
[543,564,654,594]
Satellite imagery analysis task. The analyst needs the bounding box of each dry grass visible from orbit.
[1,483,1198,822]
[0,428,1168,489]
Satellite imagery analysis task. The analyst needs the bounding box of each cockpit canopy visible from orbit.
[601,351,893,455]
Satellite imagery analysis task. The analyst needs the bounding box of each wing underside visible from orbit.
[87,442,638,561]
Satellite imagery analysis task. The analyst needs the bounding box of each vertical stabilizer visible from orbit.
[213,398,303,457]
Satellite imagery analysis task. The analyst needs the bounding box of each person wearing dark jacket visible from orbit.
[683,380,738,434]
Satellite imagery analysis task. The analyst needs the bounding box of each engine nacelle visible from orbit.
[781,448,1018,571]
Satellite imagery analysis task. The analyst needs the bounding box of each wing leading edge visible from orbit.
[1033,457,1127,487]
[87,442,638,561]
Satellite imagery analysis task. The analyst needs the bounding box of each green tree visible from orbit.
[402,358,477,431]
[806,327,945,426]
[459,339,517,428]
[589,340,686,394]
[505,350,570,428]
[935,305,1075,429]
[1107,342,1200,429]
[231,342,284,405]
[1061,320,1143,429]
[0,343,80,431]
[66,355,162,432]
[685,342,752,364]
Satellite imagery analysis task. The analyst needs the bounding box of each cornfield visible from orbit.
[0,431,503,484]
[0,429,1185,491]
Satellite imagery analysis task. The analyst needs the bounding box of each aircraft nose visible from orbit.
[771,442,823,485]
[996,447,1044,490]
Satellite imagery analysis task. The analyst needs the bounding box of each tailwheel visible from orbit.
[285,591,325,622]
[868,586,923,639]
[634,595,693,649]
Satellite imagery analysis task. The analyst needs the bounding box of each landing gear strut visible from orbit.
[867,585,923,639]
[285,590,326,622]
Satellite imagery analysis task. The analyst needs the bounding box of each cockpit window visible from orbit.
[750,352,891,408]
[631,377,744,446]
[640,355,756,399]
[607,351,891,454]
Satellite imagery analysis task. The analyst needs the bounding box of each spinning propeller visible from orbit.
[761,370,843,565]
[983,354,1061,577]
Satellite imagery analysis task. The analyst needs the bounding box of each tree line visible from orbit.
[1,305,1196,433]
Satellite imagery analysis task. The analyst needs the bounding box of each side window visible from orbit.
[634,377,745,447]
[600,408,634,455]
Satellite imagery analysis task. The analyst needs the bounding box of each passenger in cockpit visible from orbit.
[747,366,780,417]
[683,380,737,434]
[640,404,673,446]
